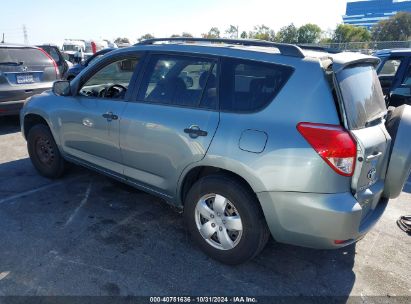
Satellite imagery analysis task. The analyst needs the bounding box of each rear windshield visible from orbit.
[220,58,294,112]
[0,47,50,65]
[337,64,386,129]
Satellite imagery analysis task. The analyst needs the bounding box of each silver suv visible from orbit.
[20,38,411,265]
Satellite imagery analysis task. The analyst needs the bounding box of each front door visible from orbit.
[390,59,411,107]
[58,55,141,175]
[120,53,220,198]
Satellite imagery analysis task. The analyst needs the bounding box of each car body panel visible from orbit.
[120,102,219,198]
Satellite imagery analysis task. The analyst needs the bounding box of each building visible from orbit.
[343,0,411,29]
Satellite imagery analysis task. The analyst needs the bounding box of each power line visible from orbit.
[23,25,29,45]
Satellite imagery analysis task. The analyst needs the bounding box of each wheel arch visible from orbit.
[23,113,50,139]
[178,165,259,207]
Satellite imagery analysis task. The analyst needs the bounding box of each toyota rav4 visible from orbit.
[20,38,411,265]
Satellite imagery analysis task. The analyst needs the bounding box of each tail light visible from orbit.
[297,122,357,177]
[38,48,60,79]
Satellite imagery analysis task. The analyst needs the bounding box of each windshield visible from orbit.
[337,64,386,130]
[63,45,78,52]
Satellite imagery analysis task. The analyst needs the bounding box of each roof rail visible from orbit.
[297,44,342,54]
[136,37,305,58]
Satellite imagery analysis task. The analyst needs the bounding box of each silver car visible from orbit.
[20,38,411,265]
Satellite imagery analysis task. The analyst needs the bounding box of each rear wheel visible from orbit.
[27,124,66,178]
[184,175,269,265]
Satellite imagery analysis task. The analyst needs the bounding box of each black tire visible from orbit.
[27,124,66,179]
[184,174,270,265]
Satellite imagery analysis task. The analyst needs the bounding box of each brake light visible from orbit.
[297,122,357,177]
[38,48,60,79]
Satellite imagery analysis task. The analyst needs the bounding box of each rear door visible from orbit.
[376,56,406,95]
[389,59,411,107]
[335,63,391,217]
[0,46,58,102]
[120,53,219,198]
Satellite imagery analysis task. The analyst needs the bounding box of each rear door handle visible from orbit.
[184,126,208,138]
[102,112,118,121]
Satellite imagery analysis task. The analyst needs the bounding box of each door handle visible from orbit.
[102,112,118,121]
[366,152,382,162]
[184,126,208,138]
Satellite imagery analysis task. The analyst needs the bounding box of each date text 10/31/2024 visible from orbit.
[149,297,258,303]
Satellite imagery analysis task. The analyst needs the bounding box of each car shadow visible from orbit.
[0,159,355,298]
[0,115,20,135]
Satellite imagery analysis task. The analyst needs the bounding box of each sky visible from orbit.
[0,0,358,46]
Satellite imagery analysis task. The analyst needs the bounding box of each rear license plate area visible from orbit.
[16,74,34,84]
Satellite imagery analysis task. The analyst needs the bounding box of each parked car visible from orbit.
[0,44,59,116]
[64,48,114,81]
[374,49,411,107]
[36,44,69,78]
[20,38,411,264]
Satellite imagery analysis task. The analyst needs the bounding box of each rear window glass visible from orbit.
[220,58,293,112]
[337,65,386,130]
[0,47,50,65]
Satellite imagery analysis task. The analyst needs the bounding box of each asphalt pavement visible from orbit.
[0,116,410,299]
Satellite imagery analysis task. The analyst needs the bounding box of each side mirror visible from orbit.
[53,80,71,96]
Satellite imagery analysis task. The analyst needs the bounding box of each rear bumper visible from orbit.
[257,189,388,249]
[0,99,25,116]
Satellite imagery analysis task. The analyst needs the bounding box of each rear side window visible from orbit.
[0,47,51,66]
[337,65,386,130]
[138,54,216,109]
[379,58,402,76]
[219,58,293,112]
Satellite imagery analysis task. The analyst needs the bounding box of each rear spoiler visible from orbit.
[331,56,380,73]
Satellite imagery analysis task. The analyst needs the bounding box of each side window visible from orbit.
[379,59,402,76]
[79,57,139,99]
[49,48,61,64]
[220,58,294,112]
[138,55,216,108]
[401,63,411,86]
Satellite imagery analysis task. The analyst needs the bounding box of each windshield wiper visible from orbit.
[365,110,387,127]
[0,61,24,66]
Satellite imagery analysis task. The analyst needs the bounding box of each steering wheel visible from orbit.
[103,84,127,99]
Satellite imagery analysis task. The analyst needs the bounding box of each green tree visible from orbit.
[249,25,275,41]
[240,31,248,39]
[114,37,130,44]
[226,25,239,38]
[202,27,220,38]
[297,23,322,44]
[181,32,193,38]
[276,23,299,43]
[138,33,155,42]
[332,24,371,43]
[372,12,411,41]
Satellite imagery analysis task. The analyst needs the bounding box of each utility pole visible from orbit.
[1,33,4,43]
[23,25,29,45]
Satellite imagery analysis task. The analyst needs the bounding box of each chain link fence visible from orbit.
[308,41,411,54]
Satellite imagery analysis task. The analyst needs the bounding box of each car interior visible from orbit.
[79,58,139,99]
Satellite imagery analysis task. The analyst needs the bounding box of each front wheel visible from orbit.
[184,175,269,265]
[27,124,66,179]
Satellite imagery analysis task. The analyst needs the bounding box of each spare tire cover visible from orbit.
[383,105,411,199]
